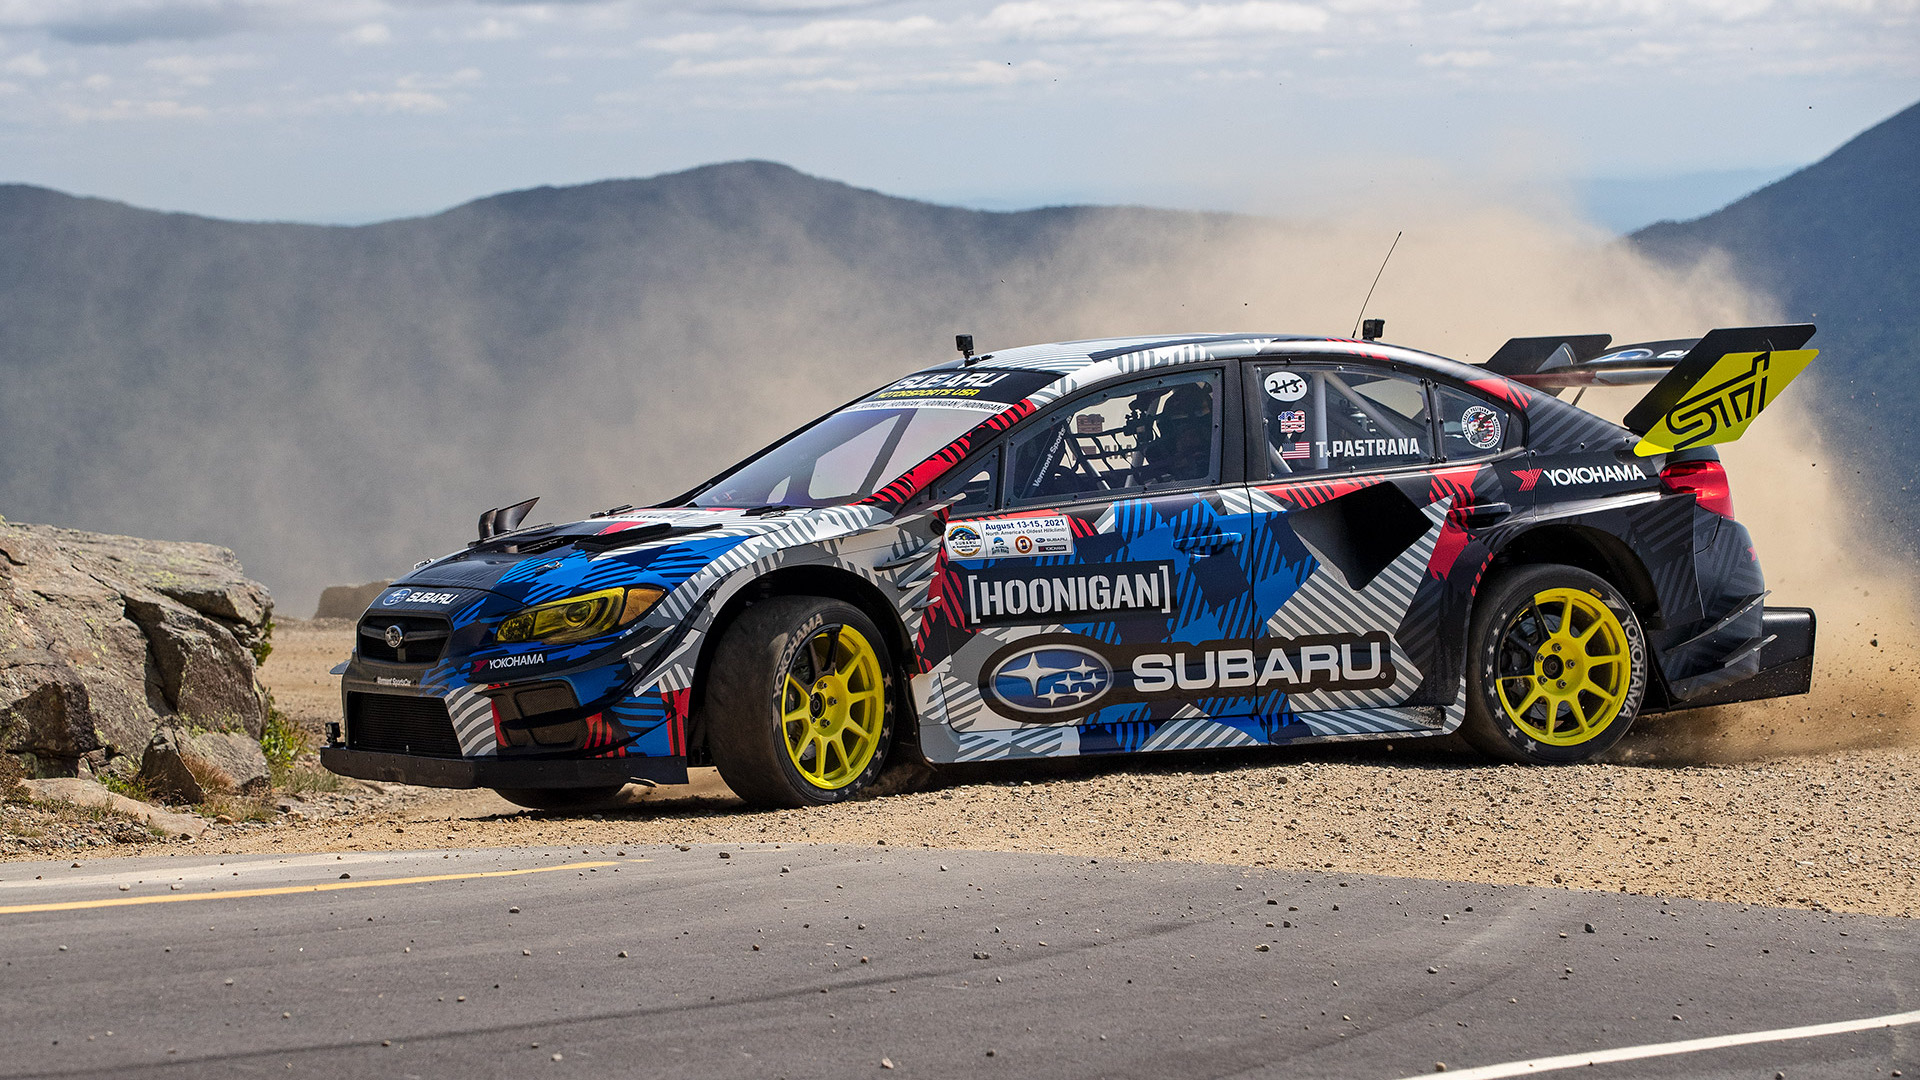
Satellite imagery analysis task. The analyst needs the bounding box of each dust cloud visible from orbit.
[1005,194,1918,761]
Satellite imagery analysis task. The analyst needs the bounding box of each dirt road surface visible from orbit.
[189,621,1920,920]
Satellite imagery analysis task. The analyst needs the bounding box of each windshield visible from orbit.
[688,368,1059,509]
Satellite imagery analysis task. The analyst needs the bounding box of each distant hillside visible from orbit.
[0,163,1236,610]
[1633,100,1920,548]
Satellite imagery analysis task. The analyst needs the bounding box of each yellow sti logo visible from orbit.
[1633,348,1816,456]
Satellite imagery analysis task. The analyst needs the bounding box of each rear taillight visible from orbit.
[1661,459,1735,519]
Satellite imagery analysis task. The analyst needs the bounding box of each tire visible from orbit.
[491,784,630,812]
[703,596,896,809]
[1460,564,1647,764]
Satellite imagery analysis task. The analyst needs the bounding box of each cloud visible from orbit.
[60,94,210,118]
[342,21,390,45]
[463,16,520,39]
[982,0,1329,40]
[3,48,48,75]
[318,87,451,112]
[144,50,262,84]
[27,1,273,45]
[0,0,389,46]
[1418,48,1494,67]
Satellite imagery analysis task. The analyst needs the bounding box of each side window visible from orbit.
[1005,372,1221,504]
[933,447,1000,517]
[1434,385,1513,459]
[1254,364,1433,477]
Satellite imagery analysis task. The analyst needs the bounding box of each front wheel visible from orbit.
[1460,564,1647,764]
[703,596,896,809]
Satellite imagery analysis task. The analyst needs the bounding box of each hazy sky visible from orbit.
[0,0,1914,225]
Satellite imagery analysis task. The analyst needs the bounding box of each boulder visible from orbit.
[314,581,389,620]
[20,777,208,839]
[137,728,205,803]
[0,522,273,778]
[181,729,271,794]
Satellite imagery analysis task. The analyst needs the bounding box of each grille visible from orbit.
[346,692,463,757]
[356,614,452,664]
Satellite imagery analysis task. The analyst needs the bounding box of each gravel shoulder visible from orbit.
[16,619,1916,920]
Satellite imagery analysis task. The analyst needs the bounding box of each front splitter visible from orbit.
[320,747,689,789]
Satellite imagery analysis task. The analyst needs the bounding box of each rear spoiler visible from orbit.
[1481,324,1817,456]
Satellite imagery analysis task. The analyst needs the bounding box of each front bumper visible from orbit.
[320,747,688,789]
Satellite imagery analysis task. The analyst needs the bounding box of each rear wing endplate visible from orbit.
[1484,324,1817,456]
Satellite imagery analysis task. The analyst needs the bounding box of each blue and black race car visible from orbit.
[321,325,1819,809]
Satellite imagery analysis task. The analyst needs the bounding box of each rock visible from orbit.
[313,581,389,620]
[180,730,271,793]
[138,729,205,803]
[0,523,273,777]
[20,777,207,838]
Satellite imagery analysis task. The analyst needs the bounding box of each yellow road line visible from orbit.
[0,860,621,915]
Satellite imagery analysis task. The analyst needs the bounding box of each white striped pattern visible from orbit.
[1299,705,1442,738]
[1267,499,1450,712]
[953,725,1079,761]
[446,685,498,757]
[1139,716,1263,752]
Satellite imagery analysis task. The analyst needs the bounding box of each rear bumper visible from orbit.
[1663,606,1816,710]
[319,747,688,789]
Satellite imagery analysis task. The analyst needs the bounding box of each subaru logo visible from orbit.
[986,644,1112,715]
[384,625,405,649]
[382,588,410,606]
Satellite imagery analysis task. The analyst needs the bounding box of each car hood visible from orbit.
[390,508,779,608]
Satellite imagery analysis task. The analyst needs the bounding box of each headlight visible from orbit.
[494,586,666,645]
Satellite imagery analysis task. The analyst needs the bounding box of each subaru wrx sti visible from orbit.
[322,326,1819,808]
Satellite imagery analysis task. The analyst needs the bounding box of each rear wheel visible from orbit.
[491,784,629,812]
[704,596,895,808]
[1461,564,1646,764]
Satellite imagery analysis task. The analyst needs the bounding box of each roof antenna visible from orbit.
[1351,230,1402,340]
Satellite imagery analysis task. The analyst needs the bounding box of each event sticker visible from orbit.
[1263,371,1307,402]
[946,515,1074,560]
[1461,405,1503,450]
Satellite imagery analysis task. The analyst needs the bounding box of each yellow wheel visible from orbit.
[704,597,897,807]
[1463,565,1646,764]
[1494,587,1631,746]
[778,623,887,790]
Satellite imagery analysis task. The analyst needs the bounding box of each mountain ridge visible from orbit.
[1632,98,1920,548]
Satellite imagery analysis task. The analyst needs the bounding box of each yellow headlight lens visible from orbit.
[494,586,666,645]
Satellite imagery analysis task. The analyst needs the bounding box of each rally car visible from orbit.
[321,325,1819,809]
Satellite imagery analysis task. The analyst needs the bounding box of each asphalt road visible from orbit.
[0,844,1914,1079]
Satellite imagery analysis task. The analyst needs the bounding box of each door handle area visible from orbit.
[1174,533,1244,554]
